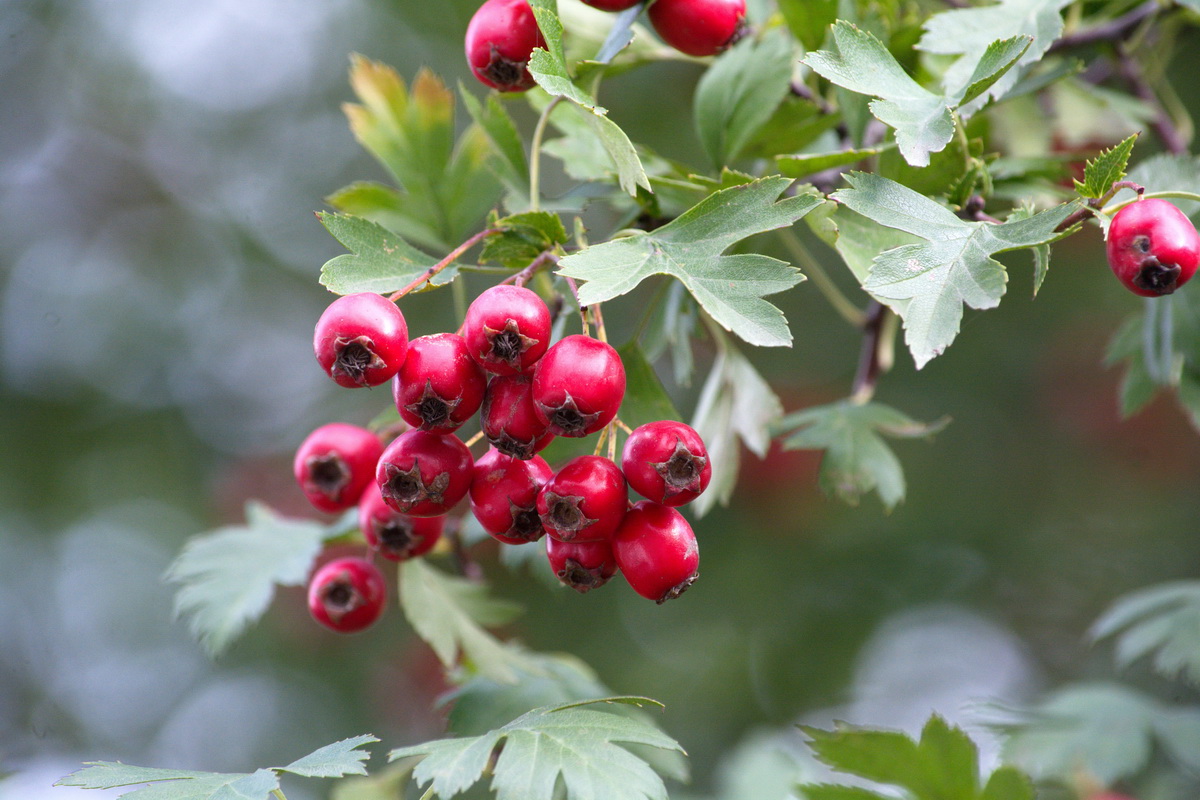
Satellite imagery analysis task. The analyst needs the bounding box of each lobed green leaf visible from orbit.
[318,212,457,296]
[1074,133,1139,199]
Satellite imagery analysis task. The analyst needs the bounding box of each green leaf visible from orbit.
[833,172,1079,368]
[1124,152,1200,218]
[694,30,794,167]
[1090,580,1200,684]
[558,177,820,347]
[808,203,921,285]
[331,763,415,800]
[797,786,890,800]
[527,0,605,113]
[480,211,568,268]
[778,0,838,50]
[979,766,1034,800]
[390,698,685,800]
[691,341,782,516]
[1074,133,1139,200]
[776,400,946,510]
[166,502,343,656]
[460,86,529,192]
[618,342,682,431]
[398,558,526,683]
[279,735,380,778]
[318,212,457,296]
[777,148,886,181]
[569,102,652,196]
[950,35,1032,107]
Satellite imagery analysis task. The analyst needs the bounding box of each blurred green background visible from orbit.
[2,0,1199,798]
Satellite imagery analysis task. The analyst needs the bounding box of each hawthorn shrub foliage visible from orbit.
[61,0,1200,798]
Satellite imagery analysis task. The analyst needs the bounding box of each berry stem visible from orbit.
[851,301,891,405]
[592,302,609,344]
[1047,0,1160,54]
[562,275,591,334]
[615,418,634,435]
[529,96,565,213]
[778,227,868,328]
[463,429,486,448]
[272,789,289,800]
[388,228,501,301]
[1104,190,1200,216]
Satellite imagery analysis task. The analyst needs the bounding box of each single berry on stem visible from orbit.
[314,293,409,388]
[532,335,626,437]
[622,420,712,506]
[613,501,699,603]
[537,455,628,542]
[547,537,618,593]
[1106,198,1200,296]
[465,0,547,92]
[393,333,486,433]
[648,0,747,57]
[481,374,555,458]
[358,482,444,561]
[376,430,474,517]
[464,285,552,375]
[470,448,554,544]
[307,557,387,633]
[293,423,383,513]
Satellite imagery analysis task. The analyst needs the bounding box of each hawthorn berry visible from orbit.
[613,501,699,603]
[537,455,628,542]
[648,0,746,57]
[464,285,552,376]
[532,335,626,437]
[580,0,642,11]
[393,333,486,433]
[358,482,444,561]
[470,448,554,544]
[1106,198,1200,296]
[546,537,618,593]
[314,293,409,388]
[376,430,474,517]
[622,420,711,506]
[293,423,383,513]
[307,557,387,633]
[481,374,554,459]
[465,0,547,93]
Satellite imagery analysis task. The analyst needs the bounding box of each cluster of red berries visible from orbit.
[1106,197,1200,297]
[294,285,711,633]
[465,0,747,92]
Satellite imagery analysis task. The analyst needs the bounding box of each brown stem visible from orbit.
[1047,0,1159,54]
[1117,41,1189,155]
[851,302,889,403]
[388,228,501,301]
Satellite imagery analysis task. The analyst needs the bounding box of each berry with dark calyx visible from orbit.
[358,482,444,561]
[648,0,747,57]
[307,557,387,633]
[376,430,474,517]
[393,333,486,433]
[293,423,384,513]
[464,285,552,376]
[470,448,553,544]
[314,293,409,388]
[532,335,626,438]
[1107,198,1200,297]
[465,0,547,93]
[537,455,628,542]
[547,537,618,593]
[481,374,554,459]
[613,501,699,603]
[581,0,642,9]
[622,420,712,506]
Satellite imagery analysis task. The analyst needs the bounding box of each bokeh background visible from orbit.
[2,0,1199,798]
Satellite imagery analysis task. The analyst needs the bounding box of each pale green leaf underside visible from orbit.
[1090,580,1200,684]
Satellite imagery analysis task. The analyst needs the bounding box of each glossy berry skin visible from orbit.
[537,455,627,542]
[307,557,387,633]
[314,293,409,388]
[481,374,555,459]
[1107,198,1200,296]
[613,501,699,603]
[465,0,547,92]
[393,333,486,433]
[648,0,746,57]
[622,420,711,506]
[547,537,618,593]
[580,0,642,11]
[470,448,554,544]
[376,430,474,517]
[358,482,444,561]
[532,335,626,437]
[293,423,383,513]
[464,285,552,376]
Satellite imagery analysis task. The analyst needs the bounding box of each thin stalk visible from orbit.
[271,790,288,800]
[529,96,564,213]
[388,228,500,301]
[850,302,890,404]
[592,302,609,344]
[562,275,590,335]
[463,429,485,448]
[1047,0,1159,53]
[1105,190,1200,215]
[778,228,867,327]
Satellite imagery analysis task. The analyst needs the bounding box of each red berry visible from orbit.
[547,537,618,593]
[1107,198,1200,296]
[622,420,711,506]
[464,285,552,375]
[314,293,409,388]
[307,557,387,633]
[481,374,555,459]
[537,455,628,542]
[465,0,547,92]
[613,501,699,603]
[393,333,486,433]
[531,335,626,437]
[376,430,474,517]
[648,0,746,57]
[358,482,444,561]
[470,448,554,544]
[581,0,642,9]
[293,423,383,513]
